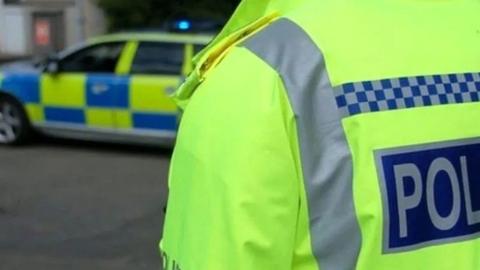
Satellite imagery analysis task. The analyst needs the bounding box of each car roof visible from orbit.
[88,32,214,45]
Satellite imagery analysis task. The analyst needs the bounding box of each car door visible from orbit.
[122,41,185,137]
[41,42,127,130]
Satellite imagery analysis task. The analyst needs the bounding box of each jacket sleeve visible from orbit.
[161,46,302,270]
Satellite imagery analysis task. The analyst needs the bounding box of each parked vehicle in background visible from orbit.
[0,32,213,146]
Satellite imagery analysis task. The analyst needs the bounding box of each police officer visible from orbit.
[162,0,480,269]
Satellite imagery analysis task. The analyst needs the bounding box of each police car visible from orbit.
[0,31,212,146]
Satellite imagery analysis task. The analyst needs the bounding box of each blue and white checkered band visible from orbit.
[334,73,480,117]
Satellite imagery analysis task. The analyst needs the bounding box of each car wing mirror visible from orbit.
[47,61,59,74]
[45,55,60,74]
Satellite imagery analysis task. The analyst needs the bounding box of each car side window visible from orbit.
[194,44,206,54]
[130,42,184,75]
[60,42,125,73]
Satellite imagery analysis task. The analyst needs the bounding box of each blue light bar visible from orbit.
[176,20,191,31]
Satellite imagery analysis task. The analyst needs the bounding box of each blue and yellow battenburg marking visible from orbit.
[0,72,45,123]
[0,71,179,132]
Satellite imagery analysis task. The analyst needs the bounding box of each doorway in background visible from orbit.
[32,11,65,56]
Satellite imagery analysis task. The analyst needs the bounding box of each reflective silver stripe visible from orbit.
[243,19,362,270]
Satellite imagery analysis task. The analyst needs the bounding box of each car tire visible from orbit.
[0,97,32,146]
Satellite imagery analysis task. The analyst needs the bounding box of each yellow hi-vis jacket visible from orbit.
[162,0,480,269]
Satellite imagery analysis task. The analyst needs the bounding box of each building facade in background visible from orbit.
[0,0,106,57]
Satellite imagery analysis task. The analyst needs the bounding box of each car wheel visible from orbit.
[0,97,31,145]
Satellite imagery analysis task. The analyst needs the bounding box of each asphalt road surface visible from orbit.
[0,137,171,270]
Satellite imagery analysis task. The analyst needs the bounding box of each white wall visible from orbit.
[84,0,106,39]
[0,2,3,53]
[0,6,30,55]
[65,6,80,47]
